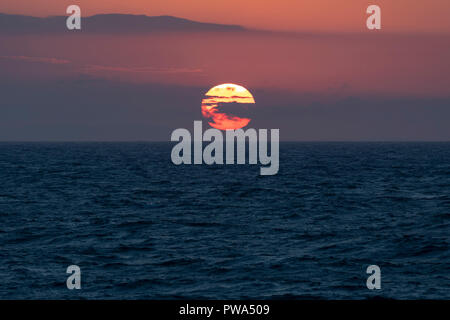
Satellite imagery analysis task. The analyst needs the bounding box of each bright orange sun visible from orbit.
[201,83,255,130]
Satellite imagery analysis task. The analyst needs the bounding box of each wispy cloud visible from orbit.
[0,55,71,64]
[0,56,202,75]
[82,65,203,75]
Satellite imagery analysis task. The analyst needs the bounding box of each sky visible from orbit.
[0,1,449,140]
[2,0,450,33]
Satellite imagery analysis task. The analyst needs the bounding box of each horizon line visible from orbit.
[2,11,450,36]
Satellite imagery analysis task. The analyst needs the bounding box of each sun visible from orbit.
[201,83,255,130]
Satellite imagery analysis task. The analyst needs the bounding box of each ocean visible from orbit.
[0,142,448,299]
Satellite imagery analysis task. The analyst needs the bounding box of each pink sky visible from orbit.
[2,0,450,33]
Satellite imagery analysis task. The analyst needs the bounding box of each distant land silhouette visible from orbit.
[0,13,246,33]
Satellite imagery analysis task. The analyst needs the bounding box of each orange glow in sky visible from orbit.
[2,0,450,33]
[201,84,255,130]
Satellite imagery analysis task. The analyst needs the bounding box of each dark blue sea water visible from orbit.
[0,142,448,299]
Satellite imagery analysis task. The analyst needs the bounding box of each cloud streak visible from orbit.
[0,55,71,64]
[0,55,204,82]
[82,65,203,75]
